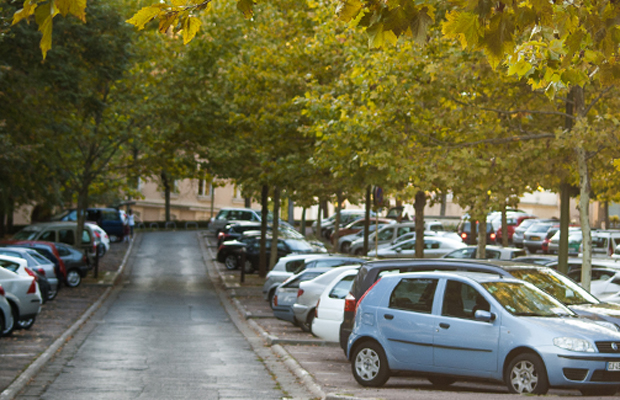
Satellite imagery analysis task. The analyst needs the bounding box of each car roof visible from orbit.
[383,270,516,284]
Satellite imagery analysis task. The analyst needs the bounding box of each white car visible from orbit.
[0,284,15,336]
[0,255,42,330]
[369,236,466,258]
[88,223,110,257]
[442,245,526,260]
[0,246,59,301]
[292,265,360,332]
[311,269,358,342]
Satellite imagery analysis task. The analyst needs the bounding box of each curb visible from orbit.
[0,237,136,400]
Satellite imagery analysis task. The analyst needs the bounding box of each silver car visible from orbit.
[370,236,466,258]
[522,220,558,253]
[0,284,15,336]
[443,245,526,260]
[0,255,42,330]
[512,218,540,248]
[0,246,59,301]
[349,222,418,255]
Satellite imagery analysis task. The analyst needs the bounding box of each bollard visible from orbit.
[239,247,246,284]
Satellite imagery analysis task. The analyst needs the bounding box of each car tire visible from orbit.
[268,290,276,310]
[340,242,351,254]
[0,309,14,337]
[224,255,238,270]
[97,246,106,258]
[17,317,35,330]
[354,248,364,256]
[351,341,390,387]
[66,269,82,288]
[505,353,549,395]
[47,286,59,301]
[428,376,456,387]
[580,386,618,396]
[300,311,314,333]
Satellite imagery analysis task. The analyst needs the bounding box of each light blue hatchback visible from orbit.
[347,271,620,395]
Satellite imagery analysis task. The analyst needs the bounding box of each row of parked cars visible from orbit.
[0,220,107,337]
[212,212,620,396]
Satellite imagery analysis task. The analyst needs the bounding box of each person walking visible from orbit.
[128,209,135,240]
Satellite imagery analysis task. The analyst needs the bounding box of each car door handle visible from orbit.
[384,314,394,320]
[439,323,450,329]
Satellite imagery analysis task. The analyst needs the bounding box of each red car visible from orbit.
[495,215,537,244]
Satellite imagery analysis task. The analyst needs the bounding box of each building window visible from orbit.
[198,180,213,197]
[233,185,243,200]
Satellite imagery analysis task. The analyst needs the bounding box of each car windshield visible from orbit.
[507,268,599,306]
[482,281,574,317]
[285,240,314,252]
[13,229,39,240]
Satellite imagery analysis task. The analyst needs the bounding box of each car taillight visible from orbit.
[273,295,278,307]
[25,268,37,279]
[94,231,101,239]
[0,285,5,297]
[297,289,304,298]
[460,232,468,241]
[356,280,381,314]
[344,293,356,313]
[218,232,225,240]
[490,233,496,241]
[36,268,46,276]
[27,278,37,294]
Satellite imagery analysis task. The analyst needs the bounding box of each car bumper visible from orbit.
[292,303,310,321]
[540,347,620,388]
[273,306,296,324]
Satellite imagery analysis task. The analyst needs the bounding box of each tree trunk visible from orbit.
[258,185,269,278]
[477,218,488,258]
[300,207,306,236]
[161,171,171,222]
[333,191,343,249]
[557,181,571,274]
[245,197,251,208]
[414,190,425,258]
[316,198,322,240]
[364,186,371,255]
[76,186,89,257]
[288,197,295,225]
[500,203,508,247]
[440,192,447,217]
[0,196,6,238]
[269,187,280,270]
[6,199,13,234]
[321,199,329,218]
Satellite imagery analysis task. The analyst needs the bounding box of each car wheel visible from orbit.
[351,341,390,387]
[340,242,351,254]
[300,311,314,333]
[47,286,59,301]
[505,353,549,395]
[428,376,456,387]
[66,269,82,288]
[268,290,276,310]
[224,255,238,270]
[0,310,13,337]
[17,317,35,330]
[97,246,106,258]
[354,248,364,256]
[580,386,618,396]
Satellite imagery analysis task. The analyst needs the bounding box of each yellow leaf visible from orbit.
[12,0,36,25]
[39,15,53,59]
[335,0,362,23]
[182,16,201,44]
[126,6,162,30]
[171,0,185,5]
[236,0,254,19]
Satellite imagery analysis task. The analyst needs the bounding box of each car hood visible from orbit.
[570,302,620,325]
[523,314,620,339]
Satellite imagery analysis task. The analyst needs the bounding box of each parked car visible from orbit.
[0,246,59,301]
[494,213,537,244]
[89,224,110,257]
[369,236,466,258]
[292,265,360,332]
[263,254,364,306]
[208,207,293,236]
[512,255,558,266]
[456,219,497,244]
[512,217,540,248]
[589,230,620,258]
[53,242,91,287]
[319,210,375,240]
[272,267,332,324]
[547,226,581,254]
[347,270,620,395]
[2,241,68,284]
[311,269,358,343]
[331,218,394,241]
[13,221,99,263]
[216,221,315,249]
[337,223,388,254]
[567,266,620,302]
[442,245,526,260]
[0,255,42,330]
[0,284,15,336]
[348,222,417,256]
[523,219,559,253]
[339,258,620,353]
[51,207,125,242]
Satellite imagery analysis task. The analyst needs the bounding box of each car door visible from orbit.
[377,277,438,370]
[433,279,500,373]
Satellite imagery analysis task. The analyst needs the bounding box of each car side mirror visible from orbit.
[395,247,402,253]
[474,310,496,322]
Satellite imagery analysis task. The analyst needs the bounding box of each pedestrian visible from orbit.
[128,209,135,240]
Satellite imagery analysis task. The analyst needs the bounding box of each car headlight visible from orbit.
[553,337,596,352]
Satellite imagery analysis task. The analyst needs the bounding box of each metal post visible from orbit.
[93,245,100,279]
[239,247,246,284]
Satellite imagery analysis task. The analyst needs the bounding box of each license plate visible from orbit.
[608,362,620,371]
[531,236,541,241]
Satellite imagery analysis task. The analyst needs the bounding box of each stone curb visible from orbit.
[0,237,136,400]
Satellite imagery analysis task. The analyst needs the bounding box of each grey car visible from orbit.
[512,218,540,248]
[522,220,558,253]
[208,208,262,235]
[349,222,418,255]
[442,245,526,260]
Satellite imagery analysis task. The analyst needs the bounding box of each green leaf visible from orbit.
[409,8,434,44]
[182,16,201,44]
[442,11,480,50]
[367,23,397,48]
[236,0,254,19]
[507,59,532,77]
[335,0,363,23]
[126,6,162,30]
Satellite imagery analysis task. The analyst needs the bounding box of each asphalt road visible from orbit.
[11,231,311,400]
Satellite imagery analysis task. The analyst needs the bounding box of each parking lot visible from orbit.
[204,233,603,399]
